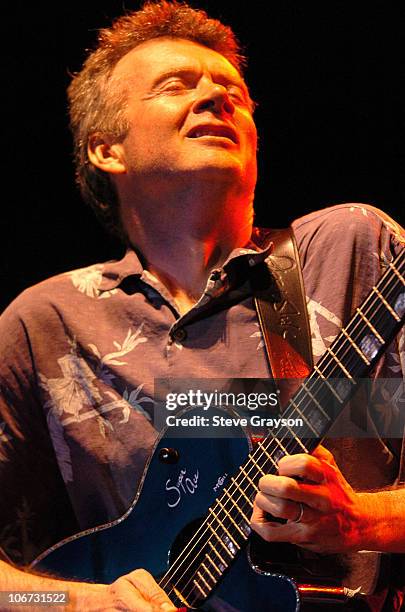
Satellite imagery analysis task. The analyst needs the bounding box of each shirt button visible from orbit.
[248,257,256,267]
[172,328,187,342]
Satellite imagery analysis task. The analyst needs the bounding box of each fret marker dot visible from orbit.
[359,334,381,360]
[394,292,405,318]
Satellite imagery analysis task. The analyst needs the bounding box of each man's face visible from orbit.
[111,37,257,197]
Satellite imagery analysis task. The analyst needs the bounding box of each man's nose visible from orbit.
[192,81,235,116]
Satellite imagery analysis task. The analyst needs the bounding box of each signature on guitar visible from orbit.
[166,468,199,508]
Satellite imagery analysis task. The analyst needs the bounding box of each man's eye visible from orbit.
[161,80,189,92]
[227,87,248,105]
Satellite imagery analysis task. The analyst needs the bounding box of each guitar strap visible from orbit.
[252,227,313,382]
[252,230,405,485]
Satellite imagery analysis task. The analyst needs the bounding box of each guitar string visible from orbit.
[161,255,404,604]
[160,253,404,604]
[162,257,404,605]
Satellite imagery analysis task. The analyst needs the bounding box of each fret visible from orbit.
[196,570,211,591]
[281,433,307,454]
[249,454,266,476]
[389,261,405,285]
[283,422,307,445]
[289,398,320,436]
[240,466,259,492]
[208,508,240,551]
[271,436,290,457]
[313,365,344,403]
[356,307,384,343]
[264,433,308,455]
[301,381,330,419]
[207,524,234,558]
[326,347,355,381]
[230,477,254,508]
[216,499,248,540]
[208,541,227,567]
[372,287,401,322]
[294,436,309,453]
[171,585,187,605]
[201,561,216,582]
[193,579,207,597]
[205,552,221,576]
[255,440,279,469]
[222,487,250,523]
[341,327,370,365]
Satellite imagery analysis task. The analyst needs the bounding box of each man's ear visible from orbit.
[87,133,127,174]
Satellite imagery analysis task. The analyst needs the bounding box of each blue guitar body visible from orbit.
[34,412,300,611]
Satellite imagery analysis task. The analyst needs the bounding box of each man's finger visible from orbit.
[277,453,326,483]
[312,444,338,465]
[124,569,177,611]
[251,505,308,543]
[258,474,334,513]
[255,491,309,522]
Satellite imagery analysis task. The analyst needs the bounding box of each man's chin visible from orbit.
[184,157,250,178]
[185,159,257,190]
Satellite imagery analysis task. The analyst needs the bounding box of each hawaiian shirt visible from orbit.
[0,203,403,567]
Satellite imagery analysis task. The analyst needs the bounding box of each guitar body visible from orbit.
[34,410,300,611]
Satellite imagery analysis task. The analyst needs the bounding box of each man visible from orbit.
[0,1,404,610]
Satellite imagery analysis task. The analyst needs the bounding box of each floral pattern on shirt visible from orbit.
[88,326,148,384]
[39,327,149,422]
[39,328,153,484]
[67,264,118,299]
[39,343,103,420]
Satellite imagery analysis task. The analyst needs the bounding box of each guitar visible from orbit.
[32,250,405,611]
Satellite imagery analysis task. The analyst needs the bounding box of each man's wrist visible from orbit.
[355,490,405,553]
[67,582,106,612]
[355,492,381,551]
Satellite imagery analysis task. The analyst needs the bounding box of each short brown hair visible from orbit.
[67,0,246,239]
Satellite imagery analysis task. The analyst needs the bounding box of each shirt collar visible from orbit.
[98,249,143,291]
[98,228,274,293]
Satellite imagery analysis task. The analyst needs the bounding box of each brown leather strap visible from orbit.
[253,227,313,380]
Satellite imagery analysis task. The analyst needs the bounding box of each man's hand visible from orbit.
[94,568,178,611]
[251,445,366,554]
[0,560,179,612]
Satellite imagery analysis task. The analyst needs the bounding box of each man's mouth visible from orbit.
[186,124,238,144]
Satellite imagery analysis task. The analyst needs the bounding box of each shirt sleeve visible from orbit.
[293,204,404,470]
[0,293,78,566]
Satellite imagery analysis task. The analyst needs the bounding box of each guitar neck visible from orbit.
[282,249,405,452]
[160,249,405,607]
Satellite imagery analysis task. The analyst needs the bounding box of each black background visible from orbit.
[2,2,404,312]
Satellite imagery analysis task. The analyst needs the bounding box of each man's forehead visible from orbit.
[112,37,246,85]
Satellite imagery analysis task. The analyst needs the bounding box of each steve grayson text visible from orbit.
[165,415,304,428]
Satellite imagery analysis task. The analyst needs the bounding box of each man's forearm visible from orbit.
[0,560,103,611]
[358,488,405,552]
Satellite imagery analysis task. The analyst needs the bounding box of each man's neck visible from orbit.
[149,228,250,314]
[120,181,254,314]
